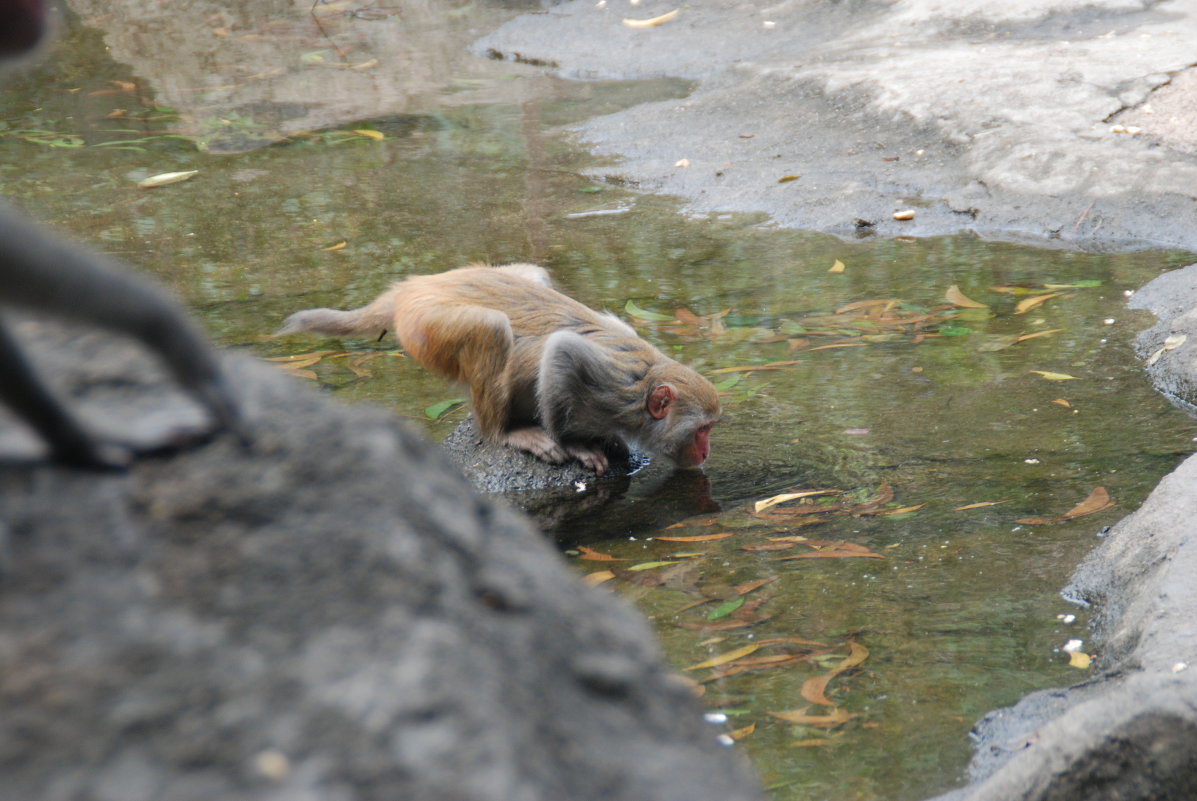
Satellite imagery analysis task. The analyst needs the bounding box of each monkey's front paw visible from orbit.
[566,445,609,476]
[503,427,567,464]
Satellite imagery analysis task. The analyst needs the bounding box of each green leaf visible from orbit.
[707,596,746,621]
[578,185,604,193]
[714,375,743,391]
[1044,280,1102,289]
[425,397,466,420]
[624,299,675,322]
[938,325,972,336]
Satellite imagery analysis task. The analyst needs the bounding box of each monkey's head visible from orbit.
[646,370,721,469]
[1,0,48,59]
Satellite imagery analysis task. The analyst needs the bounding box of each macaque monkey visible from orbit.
[279,264,721,475]
[0,0,243,467]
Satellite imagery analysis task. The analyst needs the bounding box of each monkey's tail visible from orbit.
[275,286,399,338]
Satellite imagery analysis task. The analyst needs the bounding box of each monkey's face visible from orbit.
[675,420,715,468]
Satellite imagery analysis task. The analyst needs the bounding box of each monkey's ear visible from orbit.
[647,384,676,419]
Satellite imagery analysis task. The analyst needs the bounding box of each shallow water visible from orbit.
[3,5,1197,800]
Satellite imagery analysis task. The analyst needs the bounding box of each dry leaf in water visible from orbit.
[1014,292,1064,314]
[945,285,988,309]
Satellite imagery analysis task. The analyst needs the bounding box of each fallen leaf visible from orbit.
[945,285,988,309]
[769,707,857,727]
[1029,370,1078,381]
[1061,486,1114,519]
[728,722,756,740]
[828,259,846,274]
[665,513,721,529]
[707,597,746,621]
[734,577,778,595]
[871,503,925,516]
[137,170,198,188]
[321,240,348,251]
[627,561,678,571]
[582,570,615,586]
[1068,651,1092,669]
[622,8,679,27]
[576,546,627,562]
[1014,292,1064,314]
[353,128,384,140]
[893,209,916,221]
[791,738,842,747]
[775,548,885,560]
[754,489,842,513]
[1052,398,1072,408]
[424,398,466,420]
[740,542,799,552]
[655,532,735,543]
[684,644,761,671]
[778,174,801,183]
[1015,328,1064,343]
[953,501,1008,511]
[624,299,675,322]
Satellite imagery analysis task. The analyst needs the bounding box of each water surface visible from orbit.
[3,5,1195,800]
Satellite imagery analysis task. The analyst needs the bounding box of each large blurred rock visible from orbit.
[0,320,762,801]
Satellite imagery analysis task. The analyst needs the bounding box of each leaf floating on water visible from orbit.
[769,707,857,727]
[655,532,735,543]
[664,513,722,529]
[734,577,778,595]
[1068,651,1092,669]
[627,561,677,571]
[792,738,842,747]
[828,259,846,274]
[424,397,466,420]
[1029,370,1078,381]
[1015,328,1064,343]
[755,489,843,513]
[1014,292,1064,314]
[624,299,676,322]
[1052,398,1072,408]
[352,128,384,140]
[137,170,198,188]
[953,500,1008,511]
[576,546,627,562]
[321,240,348,251]
[1044,280,1102,289]
[1016,486,1114,525]
[582,570,615,587]
[937,325,972,336]
[622,8,680,27]
[728,722,756,741]
[945,285,989,309]
[707,597,746,621]
[684,644,761,671]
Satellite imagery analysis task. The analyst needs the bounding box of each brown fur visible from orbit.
[278,264,721,474]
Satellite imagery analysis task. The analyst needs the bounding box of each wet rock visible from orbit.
[0,324,762,801]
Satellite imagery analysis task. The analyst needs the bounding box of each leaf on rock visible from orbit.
[1068,651,1092,669]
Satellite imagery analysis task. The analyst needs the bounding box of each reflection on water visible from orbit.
[2,5,1196,800]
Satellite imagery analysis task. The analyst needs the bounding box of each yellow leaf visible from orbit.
[582,570,615,586]
[1052,398,1072,408]
[945,285,988,309]
[654,532,735,543]
[1014,292,1064,314]
[769,707,857,727]
[828,259,846,274]
[622,8,679,27]
[322,240,348,251]
[1030,370,1077,381]
[576,546,627,562]
[1015,328,1064,343]
[353,128,384,140]
[728,722,756,741]
[778,174,801,183]
[754,489,842,513]
[684,644,761,671]
[791,738,841,747]
[1068,651,1092,669]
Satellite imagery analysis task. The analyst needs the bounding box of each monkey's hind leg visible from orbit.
[0,319,127,468]
[402,306,567,465]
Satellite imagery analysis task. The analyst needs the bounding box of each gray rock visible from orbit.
[0,321,762,801]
